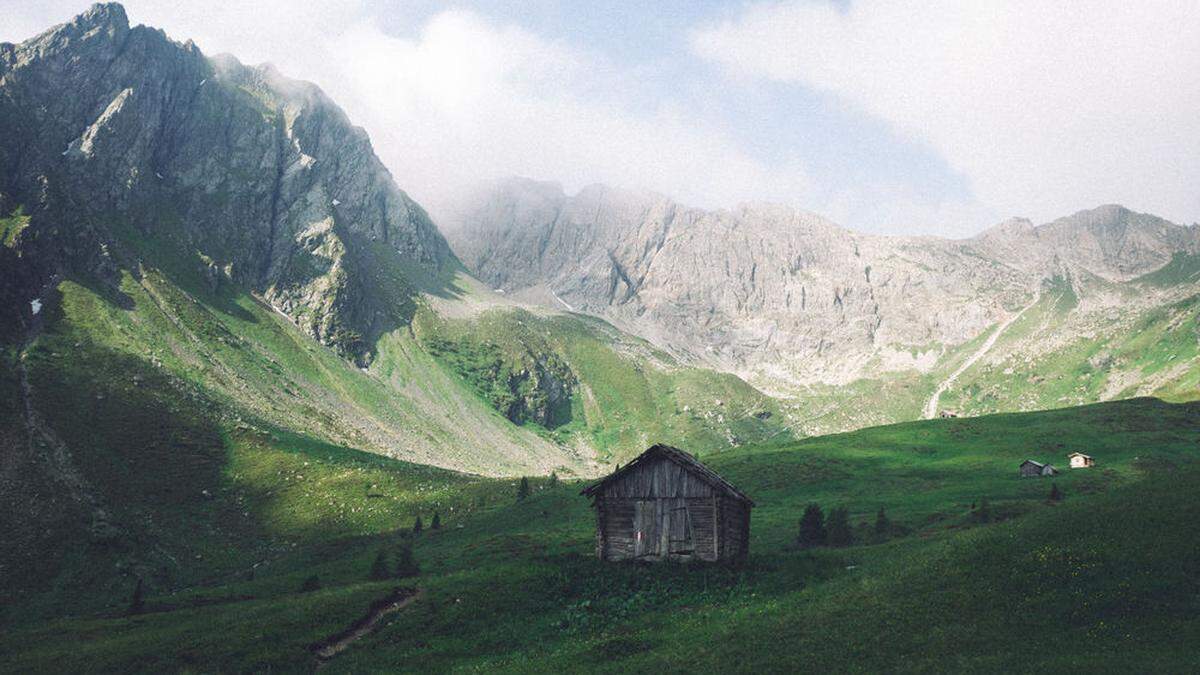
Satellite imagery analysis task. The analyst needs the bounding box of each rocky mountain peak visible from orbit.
[0,2,453,363]
[975,216,1035,239]
[75,2,130,35]
[445,179,1199,389]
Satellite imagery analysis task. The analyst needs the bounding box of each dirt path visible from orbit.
[923,292,1040,419]
[311,587,423,664]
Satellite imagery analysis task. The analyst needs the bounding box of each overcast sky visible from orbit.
[3,1,1198,236]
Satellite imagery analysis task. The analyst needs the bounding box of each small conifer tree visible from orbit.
[827,507,854,547]
[976,498,992,523]
[1049,483,1063,502]
[797,503,827,547]
[431,511,441,530]
[300,575,321,592]
[394,544,420,578]
[549,471,559,488]
[517,476,531,501]
[874,506,891,538]
[127,578,145,616]
[412,516,423,534]
[369,549,390,580]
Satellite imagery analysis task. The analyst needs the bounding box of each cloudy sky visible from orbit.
[3,1,1198,236]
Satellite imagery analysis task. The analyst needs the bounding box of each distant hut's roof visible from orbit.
[1020,459,1045,468]
[581,444,754,505]
[1067,452,1093,460]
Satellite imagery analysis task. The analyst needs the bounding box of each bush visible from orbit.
[395,544,420,578]
[549,471,559,488]
[300,575,321,593]
[797,503,827,548]
[412,516,423,534]
[974,498,992,524]
[827,507,854,547]
[517,477,531,501]
[369,549,390,580]
[431,512,441,530]
[127,578,145,616]
[1049,483,1063,502]
[874,507,891,538]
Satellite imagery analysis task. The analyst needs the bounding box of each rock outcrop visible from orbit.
[0,3,452,362]
[444,178,1200,387]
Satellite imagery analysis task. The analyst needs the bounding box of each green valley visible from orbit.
[2,399,1197,672]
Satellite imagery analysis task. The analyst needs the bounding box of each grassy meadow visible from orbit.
[3,397,1198,672]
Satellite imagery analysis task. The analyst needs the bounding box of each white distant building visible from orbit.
[1068,452,1095,469]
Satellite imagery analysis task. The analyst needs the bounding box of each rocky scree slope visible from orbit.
[0,2,451,362]
[444,178,1200,395]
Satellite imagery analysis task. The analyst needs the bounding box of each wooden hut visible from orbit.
[581,444,754,563]
[1067,452,1095,469]
[1019,459,1058,477]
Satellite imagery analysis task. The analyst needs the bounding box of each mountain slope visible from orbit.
[0,2,449,363]
[444,178,1200,425]
[3,398,1197,671]
[0,5,800,607]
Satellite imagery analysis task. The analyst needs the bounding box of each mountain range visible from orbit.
[445,178,1200,431]
[2,5,1199,671]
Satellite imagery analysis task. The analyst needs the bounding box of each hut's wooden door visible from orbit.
[633,499,695,559]
[668,500,694,555]
[633,500,660,558]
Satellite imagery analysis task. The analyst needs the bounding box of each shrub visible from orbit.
[127,578,145,616]
[827,507,854,547]
[300,575,321,593]
[412,516,423,534]
[1049,483,1063,501]
[431,512,442,530]
[517,477,531,501]
[549,471,559,488]
[975,498,992,524]
[874,506,891,537]
[395,544,420,578]
[369,549,390,580]
[797,503,827,547]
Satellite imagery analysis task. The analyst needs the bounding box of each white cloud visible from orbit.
[0,2,809,220]
[321,10,810,216]
[691,0,1200,226]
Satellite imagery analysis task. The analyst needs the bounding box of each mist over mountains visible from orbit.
[445,178,1199,396]
[2,5,1200,672]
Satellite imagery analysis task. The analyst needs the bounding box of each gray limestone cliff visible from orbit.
[444,178,1199,387]
[0,3,453,360]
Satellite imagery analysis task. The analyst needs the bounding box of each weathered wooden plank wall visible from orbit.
[601,459,716,499]
[591,454,750,563]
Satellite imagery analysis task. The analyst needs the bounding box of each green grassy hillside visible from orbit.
[3,398,1196,672]
[941,280,1200,414]
[413,305,791,464]
[0,212,792,625]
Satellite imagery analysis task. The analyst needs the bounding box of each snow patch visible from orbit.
[30,299,42,315]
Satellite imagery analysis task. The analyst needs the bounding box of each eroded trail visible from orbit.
[923,292,1040,419]
[311,587,423,664]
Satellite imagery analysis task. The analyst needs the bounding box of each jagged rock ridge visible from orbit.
[0,3,453,361]
[444,178,1200,387]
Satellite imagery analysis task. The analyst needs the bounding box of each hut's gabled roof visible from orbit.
[1020,459,1045,468]
[1067,452,1093,460]
[580,444,754,505]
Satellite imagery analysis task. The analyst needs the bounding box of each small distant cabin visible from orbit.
[1068,452,1095,469]
[1019,459,1059,477]
[581,444,754,563]
[939,410,959,419]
